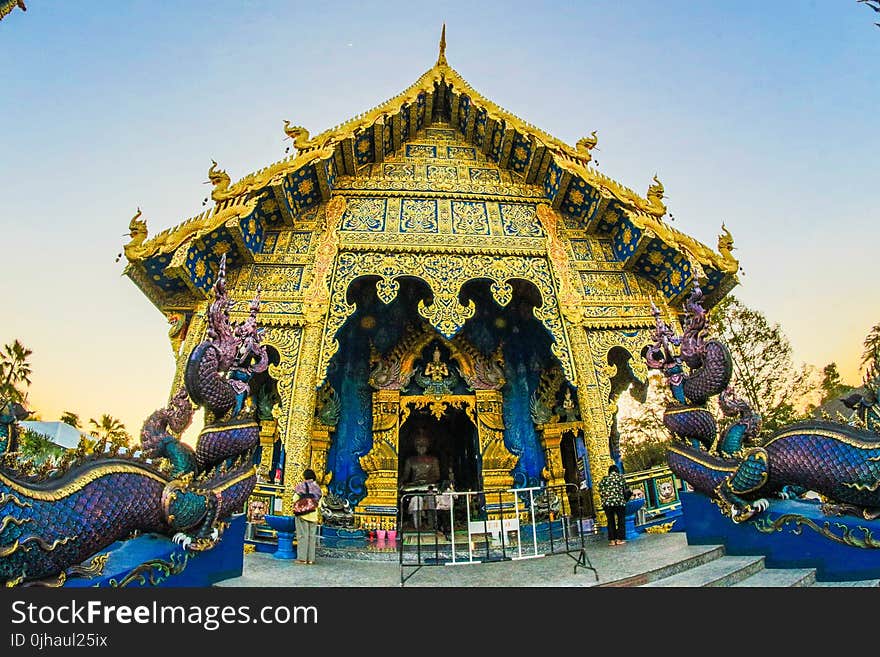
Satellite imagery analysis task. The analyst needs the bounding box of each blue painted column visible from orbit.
[274,530,297,560]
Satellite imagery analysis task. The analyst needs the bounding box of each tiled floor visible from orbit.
[216,532,722,587]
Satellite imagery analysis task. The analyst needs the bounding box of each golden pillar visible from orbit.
[258,419,277,481]
[309,425,332,489]
[280,195,347,514]
[357,389,402,528]
[536,422,573,516]
[475,390,516,495]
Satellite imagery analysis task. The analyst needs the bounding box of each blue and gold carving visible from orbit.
[473,107,488,148]
[457,94,470,132]
[405,144,436,158]
[660,260,691,298]
[285,231,312,255]
[400,199,439,233]
[635,241,678,279]
[239,212,264,254]
[451,201,490,235]
[469,167,501,183]
[426,127,456,141]
[144,254,186,293]
[447,146,475,160]
[427,164,458,183]
[400,104,411,142]
[415,92,426,131]
[498,203,543,237]
[544,160,562,201]
[569,238,594,261]
[489,120,505,161]
[509,132,532,174]
[383,122,393,156]
[561,176,601,219]
[324,157,337,190]
[355,127,374,166]
[246,265,303,293]
[580,272,631,296]
[342,198,387,232]
[261,231,279,254]
[383,163,416,179]
[611,216,641,260]
[283,164,321,213]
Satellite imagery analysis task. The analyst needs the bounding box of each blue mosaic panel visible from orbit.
[595,204,624,235]
[451,201,490,235]
[341,198,387,232]
[144,253,187,292]
[354,126,374,166]
[457,94,470,132]
[383,122,393,155]
[597,239,620,262]
[544,160,562,201]
[325,157,337,190]
[569,239,594,261]
[489,120,504,162]
[659,259,692,298]
[284,164,321,213]
[426,165,458,183]
[416,92,426,131]
[239,211,264,254]
[509,132,532,174]
[561,176,601,219]
[285,231,312,254]
[261,231,279,254]
[473,107,488,148]
[400,199,439,233]
[611,217,642,260]
[401,104,411,142]
[185,228,244,293]
[405,144,437,158]
[498,203,543,237]
[469,167,501,183]
[447,146,475,160]
[701,267,725,296]
[634,240,674,279]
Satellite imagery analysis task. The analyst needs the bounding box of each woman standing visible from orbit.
[293,469,322,564]
[598,464,628,546]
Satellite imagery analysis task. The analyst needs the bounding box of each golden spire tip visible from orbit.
[437,23,447,66]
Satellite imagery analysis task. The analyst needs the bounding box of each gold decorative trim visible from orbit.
[0,464,168,501]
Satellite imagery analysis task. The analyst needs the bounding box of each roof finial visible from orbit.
[437,23,447,66]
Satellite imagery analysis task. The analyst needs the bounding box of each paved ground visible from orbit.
[216,532,720,587]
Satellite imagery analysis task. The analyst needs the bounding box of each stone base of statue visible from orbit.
[681,491,880,582]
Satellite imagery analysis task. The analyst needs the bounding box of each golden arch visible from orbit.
[316,250,577,387]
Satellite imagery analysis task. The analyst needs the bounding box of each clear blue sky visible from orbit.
[1,1,878,435]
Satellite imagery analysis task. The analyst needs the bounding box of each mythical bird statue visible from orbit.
[0,254,266,586]
[644,286,880,523]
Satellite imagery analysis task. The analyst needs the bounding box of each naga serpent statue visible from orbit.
[0,254,267,586]
[644,286,880,523]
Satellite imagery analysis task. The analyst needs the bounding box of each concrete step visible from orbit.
[732,567,816,587]
[811,578,880,587]
[641,555,765,587]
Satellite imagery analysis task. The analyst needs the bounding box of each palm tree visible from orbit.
[18,429,64,465]
[60,411,81,428]
[0,339,33,403]
[88,414,129,452]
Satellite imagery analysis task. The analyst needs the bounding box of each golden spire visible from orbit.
[437,23,447,66]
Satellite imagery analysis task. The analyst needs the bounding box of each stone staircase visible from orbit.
[635,544,879,587]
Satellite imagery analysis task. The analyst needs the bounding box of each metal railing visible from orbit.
[397,483,597,586]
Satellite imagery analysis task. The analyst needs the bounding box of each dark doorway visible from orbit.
[561,430,594,518]
[398,405,480,494]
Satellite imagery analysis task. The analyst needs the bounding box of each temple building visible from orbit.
[122,28,739,529]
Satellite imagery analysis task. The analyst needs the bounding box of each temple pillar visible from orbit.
[309,425,332,489]
[258,418,277,482]
[566,325,615,526]
[475,390,516,495]
[536,422,573,516]
[357,389,402,529]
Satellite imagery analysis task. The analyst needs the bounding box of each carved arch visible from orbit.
[317,251,576,386]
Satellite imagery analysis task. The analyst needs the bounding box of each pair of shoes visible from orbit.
[306,561,315,565]
[295,559,307,564]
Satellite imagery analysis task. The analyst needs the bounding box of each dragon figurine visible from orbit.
[644,286,880,523]
[0,254,266,586]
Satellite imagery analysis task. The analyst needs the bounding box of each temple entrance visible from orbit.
[398,406,480,494]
